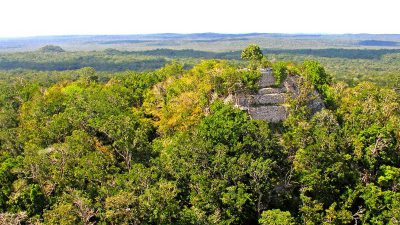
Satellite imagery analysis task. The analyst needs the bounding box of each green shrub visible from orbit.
[272,62,288,85]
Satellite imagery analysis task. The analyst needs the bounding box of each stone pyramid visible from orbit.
[231,68,323,122]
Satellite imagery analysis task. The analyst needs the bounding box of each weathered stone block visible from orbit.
[258,70,276,88]
[253,94,285,105]
[235,95,253,107]
[248,106,287,123]
[258,87,285,95]
[282,76,299,95]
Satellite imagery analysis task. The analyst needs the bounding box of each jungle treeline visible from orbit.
[1,47,399,90]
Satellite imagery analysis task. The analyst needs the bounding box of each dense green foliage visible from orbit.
[0,44,399,224]
[0,51,167,72]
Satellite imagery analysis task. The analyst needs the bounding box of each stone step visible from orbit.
[235,93,285,107]
[235,95,252,107]
[258,71,276,88]
[248,106,287,123]
[253,93,285,105]
[258,87,286,95]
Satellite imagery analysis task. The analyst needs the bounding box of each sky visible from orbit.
[0,0,399,38]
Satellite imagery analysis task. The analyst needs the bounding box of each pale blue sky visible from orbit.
[0,0,399,37]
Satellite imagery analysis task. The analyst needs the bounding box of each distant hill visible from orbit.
[39,45,65,53]
[1,33,400,52]
[358,40,399,46]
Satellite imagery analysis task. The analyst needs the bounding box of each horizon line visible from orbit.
[1,32,400,40]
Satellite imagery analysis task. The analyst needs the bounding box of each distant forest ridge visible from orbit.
[358,40,399,46]
[134,48,400,60]
[1,48,400,72]
[1,33,400,52]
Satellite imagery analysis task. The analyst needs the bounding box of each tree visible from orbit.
[43,189,96,225]
[301,60,333,106]
[241,44,264,62]
[259,209,295,225]
[241,44,264,69]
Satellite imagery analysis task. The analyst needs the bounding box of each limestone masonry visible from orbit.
[227,68,324,122]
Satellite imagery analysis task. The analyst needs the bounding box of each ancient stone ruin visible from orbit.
[226,68,324,122]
